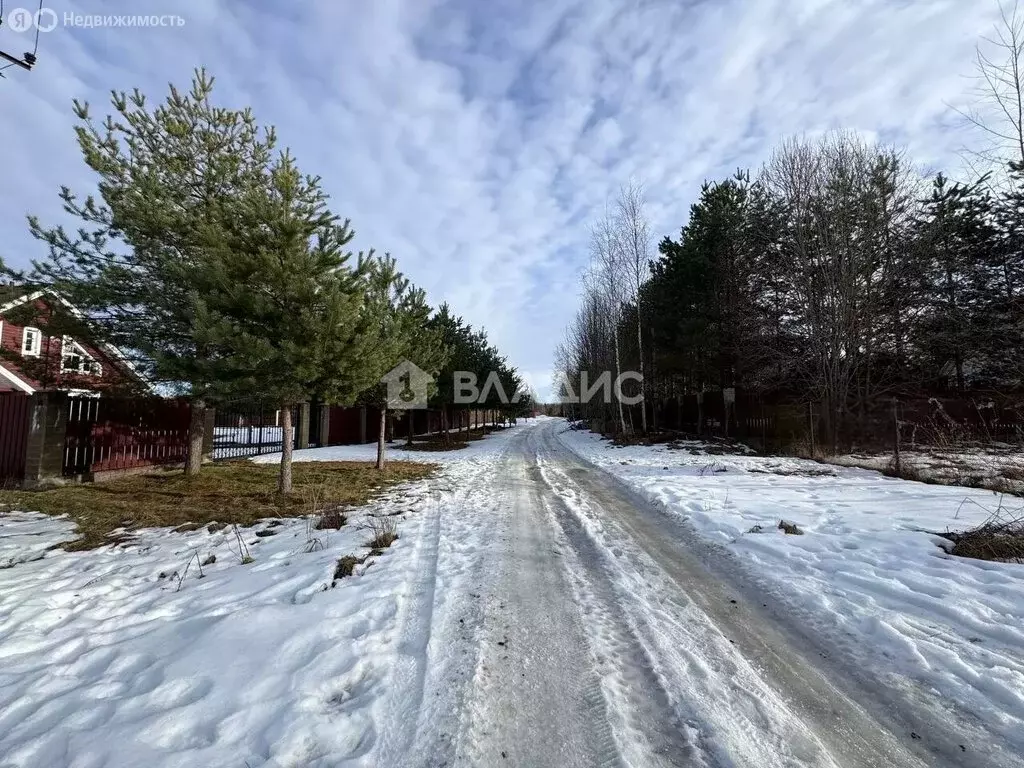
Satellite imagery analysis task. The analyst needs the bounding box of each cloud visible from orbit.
[0,0,1004,401]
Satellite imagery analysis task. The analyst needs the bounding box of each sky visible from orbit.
[0,0,1006,400]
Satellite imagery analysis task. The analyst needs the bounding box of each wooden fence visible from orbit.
[2,394,511,487]
[64,395,192,476]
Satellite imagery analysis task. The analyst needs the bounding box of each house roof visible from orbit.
[0,284,149,390]
[0,284,48,313]
[0,284,30,305]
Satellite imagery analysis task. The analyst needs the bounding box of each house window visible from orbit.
[60,337,101,376]
[22,327,42,357]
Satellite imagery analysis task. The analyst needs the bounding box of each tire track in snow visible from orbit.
[531,483,708,767]
[541,422,964,768]
[453,452,625,768]
[381,453,509,768]
[532,453,836,768]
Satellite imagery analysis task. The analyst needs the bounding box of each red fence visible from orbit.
[325,406,480,445]
[0,392,30,484]
[64,395,192,476]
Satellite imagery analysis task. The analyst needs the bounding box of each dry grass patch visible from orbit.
[0,460,434,551]
[398,427,496,452]
[400,440,470,453]
[940,506,1024,564]
[364,516,399,550]
[334,554,367,580]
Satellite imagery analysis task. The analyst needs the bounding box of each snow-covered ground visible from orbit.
[249,433,494,465]
[4,417,1022,767]
[558,427,1024,753]
[0,424,527,768]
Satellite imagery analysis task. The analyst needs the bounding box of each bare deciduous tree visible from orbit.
[590,211,629,434]
[615,182,651,434]
[957,1,1024,172]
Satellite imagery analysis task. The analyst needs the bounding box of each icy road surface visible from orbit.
[381,419,1015,768]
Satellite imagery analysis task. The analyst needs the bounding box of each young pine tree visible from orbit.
[195,152,381,494]
[28,69,277,476]
[358,257,448,470]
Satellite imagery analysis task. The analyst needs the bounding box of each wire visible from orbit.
[31,0,42,57]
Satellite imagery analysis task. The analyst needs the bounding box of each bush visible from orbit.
[941,509,1024,564]
[364,516,398,550]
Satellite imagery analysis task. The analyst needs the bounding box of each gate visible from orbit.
[212,400,298,460]
[63,395,191,476]
[0,392,30,484]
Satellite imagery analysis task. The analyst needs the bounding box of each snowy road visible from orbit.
[383,419,1015,768]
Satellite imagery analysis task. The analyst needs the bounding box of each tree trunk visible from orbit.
[613,328,627,434]
[376,407,387,470]
[278,405,293,495]
[185,396,206,478]
[406,410,414,446]
[636,307,647,434]
[649,325,658,432]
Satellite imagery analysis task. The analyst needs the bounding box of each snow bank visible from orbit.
[0,423,528,768]
[828,447,1024,495]
[558,427,1024,750]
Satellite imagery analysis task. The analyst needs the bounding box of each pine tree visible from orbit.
[357,257,448,470]
[192,151,386,494]
[27,69,277,475]
[986,162,1024,387]
[913,174,995,392]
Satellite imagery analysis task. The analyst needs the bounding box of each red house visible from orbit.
[0,286,145,395]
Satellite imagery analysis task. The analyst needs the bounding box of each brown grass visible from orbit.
[941,508,1024,564]
[0,460,435,551]
[398,427,493,452]
[399,440,470,452]
[364,516,399,549]
[334,554,366,580]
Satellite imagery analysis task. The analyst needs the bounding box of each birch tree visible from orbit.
[615,182,651,433]
[959,1,1024,171]
[589,213,629,434]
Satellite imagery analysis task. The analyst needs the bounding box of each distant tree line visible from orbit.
[558,10,1024,450]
